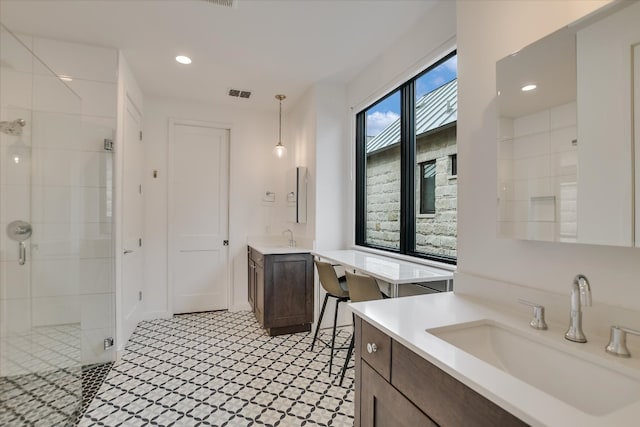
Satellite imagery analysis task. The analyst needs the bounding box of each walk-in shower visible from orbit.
[0,24,116,425]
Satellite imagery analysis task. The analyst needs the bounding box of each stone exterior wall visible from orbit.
[365,125,457,257]
[366,145,401,249]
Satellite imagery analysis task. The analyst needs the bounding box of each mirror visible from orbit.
[497,1,640,247]
[287,166,307,223]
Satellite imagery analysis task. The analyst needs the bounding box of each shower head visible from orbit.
[0,119,26,136]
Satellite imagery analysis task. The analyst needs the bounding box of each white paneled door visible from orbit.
[170,122,229,314]
[122,97,144,340]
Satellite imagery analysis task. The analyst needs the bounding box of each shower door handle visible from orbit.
[19,242,26,265]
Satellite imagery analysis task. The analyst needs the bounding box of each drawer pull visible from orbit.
[366,343,378,354]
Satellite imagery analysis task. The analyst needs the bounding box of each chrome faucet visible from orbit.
[283,229,295,247]
[565,274,592,343]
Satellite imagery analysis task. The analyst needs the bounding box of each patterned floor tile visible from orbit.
[81,310,354,426]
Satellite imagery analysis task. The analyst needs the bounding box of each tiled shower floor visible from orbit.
[81,311,354,426]
[0,361,113,426]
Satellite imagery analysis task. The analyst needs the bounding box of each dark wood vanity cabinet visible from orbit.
[354,317,528,427]
[248,247,313,336]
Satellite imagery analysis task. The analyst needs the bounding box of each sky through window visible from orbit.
[366,55,457,138]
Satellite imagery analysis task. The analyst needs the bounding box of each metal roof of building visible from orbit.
[366,78,457,154]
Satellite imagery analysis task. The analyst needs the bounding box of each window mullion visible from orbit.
[400,83,416,254]
[355,112,366,246]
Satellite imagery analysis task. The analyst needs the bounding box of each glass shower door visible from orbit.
[0,24,95,425]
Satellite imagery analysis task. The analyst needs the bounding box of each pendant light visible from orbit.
[273,94,287,158]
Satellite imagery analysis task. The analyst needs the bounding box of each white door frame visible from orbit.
[167,118,232,315]
[121,94,144,342]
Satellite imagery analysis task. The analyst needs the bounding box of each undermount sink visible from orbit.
[427,320,640,416]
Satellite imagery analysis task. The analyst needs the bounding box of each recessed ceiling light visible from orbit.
[175,55,192,65]
[521,84,537,92]
[58,75,73,82]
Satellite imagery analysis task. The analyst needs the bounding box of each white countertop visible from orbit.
[311,249,453,284]
[249,244,312,255]
[349,293,640,427]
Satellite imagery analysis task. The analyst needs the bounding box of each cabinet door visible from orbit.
[266,254,313,327]
[248,258,255,311]
[255,263,265,325]
[361,362,436,427]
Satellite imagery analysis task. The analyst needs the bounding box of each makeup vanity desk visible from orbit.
[311,249,454,297]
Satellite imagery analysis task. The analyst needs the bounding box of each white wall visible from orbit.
[141,83,343,321]
[279,89,316,243]
[455,0,640,312]
[286,80,350,328]
[286,79,349,250]
[315,81,349,251]
[142,96,289,317]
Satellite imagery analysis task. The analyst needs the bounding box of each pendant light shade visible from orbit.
[274,94,287,158]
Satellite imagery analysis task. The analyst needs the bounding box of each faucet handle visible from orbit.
[605,325,640,358]
[518,299,548,330]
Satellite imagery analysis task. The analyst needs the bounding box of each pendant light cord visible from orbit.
[278,98,282,144]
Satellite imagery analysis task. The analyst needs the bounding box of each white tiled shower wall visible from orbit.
[497,102,577,242]
[0,30,117,374]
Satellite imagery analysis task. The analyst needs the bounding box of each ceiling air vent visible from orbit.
[201,0,236,8]
[228,88,251,99]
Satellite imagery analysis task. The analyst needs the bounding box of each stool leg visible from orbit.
[339,334,354,387]
[310,293,329,351]
[329,298,341,375]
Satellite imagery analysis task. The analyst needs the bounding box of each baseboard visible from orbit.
[139,311,173,321]
[230,302,252,312]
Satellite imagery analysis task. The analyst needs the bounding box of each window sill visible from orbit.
[351,245,457,271]
[448,174,457,180]
[416,213,435,219]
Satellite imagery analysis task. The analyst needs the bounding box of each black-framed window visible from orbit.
[355,51,457,264]
[420,160,436,215]
[450,154,457,176]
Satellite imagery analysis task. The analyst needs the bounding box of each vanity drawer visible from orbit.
[360,320,391,381]
[391,340,527,427]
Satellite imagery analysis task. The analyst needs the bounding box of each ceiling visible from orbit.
[0,0,439,111]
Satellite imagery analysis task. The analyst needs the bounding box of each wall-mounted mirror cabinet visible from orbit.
[287,166,307,223]
[497,0,640,247]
